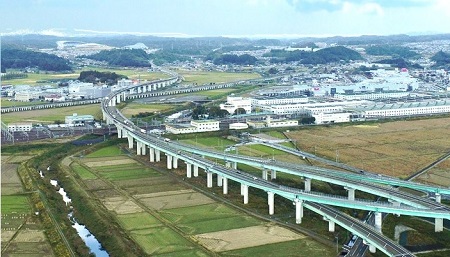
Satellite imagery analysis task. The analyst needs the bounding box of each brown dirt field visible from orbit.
[138,191,215,210]
[83,179,113,190]
[6,155,34,163]
[83,158,138,167]
[134,189,195,199]
[1,230,16,242]
[12,229,47,242]
[195,224,305,252]
[124,184,188,195]
[102,196,143,214]
[91,189,122,199]
[114,176,174,188]
[286,118,450,178]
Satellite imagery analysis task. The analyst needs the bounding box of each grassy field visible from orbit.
[221,238,335,257]
[117,212,162,230]
[1,99,52,107]
[98,168,161,181]
[130,227,195,255]
[120,102,181,118]
[286,118,450,180]
[2,68,169,85]
[1,195,30,214]
[1,103,102,124]
[70,163,97,180]
[86,146,124,158]
[177,71,261,85]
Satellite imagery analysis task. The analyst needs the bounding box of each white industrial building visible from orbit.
[220,96,252,114]
[265,100,368,115]
[166,120,220,134]
[312,112,351,124]
[117,78,134,87]
[229,123,249,130]
[355,100,450,118]
[333,92,411,100]
[14,91,40,102]
[65,113,94,126]
[8,123,32,132]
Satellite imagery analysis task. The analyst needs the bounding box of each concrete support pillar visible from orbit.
[137,87,142,93]
[435,218,444,232]
[240,184,244,195]
[243,184,249,204]
[223,177,228,194]
[436,193,441,203]
[217,174,223,187]
[225,162,231,168]
[141,143,146,155]
[346,187,355,201]
[149,147,155,162]
[207,172,213,188]
[193,165,199,177]
[127,135,133,149]
[111,98,116,106]
[304,178,311,192]
[116,94,121,103]
[186,163,192,178]
[328,219,335,232]
[172,157,178,169]
[232,162,237,169]
[374,212,382,233]
[136,142,142,155]
[155,149,161,162]
[271,170,277,180]
[268,192,275,215]
[117,128,122,138]
[166,155,173,169]
[262,170,268,180]
[369,245,376,253]
[295,200,303,224]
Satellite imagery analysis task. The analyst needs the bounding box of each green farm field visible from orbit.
[70,163,97,180]
[120,102,181,118]
[222,238,335,257]
[86,146,124,158]
[1,195,30,214]
[1,103,102,124]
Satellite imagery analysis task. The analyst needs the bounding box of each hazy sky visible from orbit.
[1,0,450,38]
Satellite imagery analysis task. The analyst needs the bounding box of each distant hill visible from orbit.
[81,49,151,67]
[431,51,450,69]
[265,46,363,64]
[365,45,420,59]
[1,48,72,71]
[374,58,423,69]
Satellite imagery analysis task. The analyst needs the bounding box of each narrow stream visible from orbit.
[45,174,109,257]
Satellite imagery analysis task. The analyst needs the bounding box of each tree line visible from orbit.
[1,48,72,71]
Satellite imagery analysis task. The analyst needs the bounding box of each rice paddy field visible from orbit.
[1,155,55,256]
[66,144,334,256]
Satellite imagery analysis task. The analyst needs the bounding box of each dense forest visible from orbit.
[78,70,127,85]
[365,45,419,58]
[374,58,423,69]
[431,51,450,69]
[82,49,151,67]
[264,46,363,64]
[211,54,258,65]
[1,48,72,71]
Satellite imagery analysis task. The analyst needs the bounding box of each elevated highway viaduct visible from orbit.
[101,76,449,256]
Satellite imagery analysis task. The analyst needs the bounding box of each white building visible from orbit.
[65,113,94,126]
[191,120,220,132]
[166,120,220,134]
[220,96,252,114]
[333,92,410,100]
[266,100,368,115]
[229,123,249,130]
[251,96,308,110]
[8,123,32,132]
[357,100,450,118]
[14,91,40,102]
[117,78,133,87]
[313,112,351,124]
